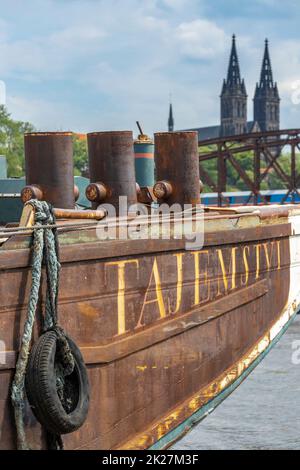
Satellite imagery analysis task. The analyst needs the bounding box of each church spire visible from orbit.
[253,39,280,131]
[226,34,242,87]
[220,35,247,137]
[168,101,174,132]
[259,39,274,89]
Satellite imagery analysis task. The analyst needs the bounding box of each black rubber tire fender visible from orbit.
[25,331,90,435]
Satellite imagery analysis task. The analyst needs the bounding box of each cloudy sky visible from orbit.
[0,0,300,135]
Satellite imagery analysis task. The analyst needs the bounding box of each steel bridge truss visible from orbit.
[198,128,300,206]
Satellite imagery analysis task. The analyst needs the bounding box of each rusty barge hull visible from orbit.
[1,205,300,450]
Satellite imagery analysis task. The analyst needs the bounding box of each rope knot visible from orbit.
[25,200,55,225]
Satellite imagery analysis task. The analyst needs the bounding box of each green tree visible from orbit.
[73,135,88,176]
[198,143,297,193]
[0,106,89,178]
[0,105,35,177]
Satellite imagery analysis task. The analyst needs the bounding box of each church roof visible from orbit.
[182,121,261,141]
[192,125,220,140]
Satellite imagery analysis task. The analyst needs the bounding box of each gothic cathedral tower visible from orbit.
[220,35,247,137]
[253,39,280,131]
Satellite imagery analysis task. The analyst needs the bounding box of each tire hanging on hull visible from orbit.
[25,329,89,437]
[11,200,90,450]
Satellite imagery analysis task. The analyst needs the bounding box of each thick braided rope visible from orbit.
[43,204,60,330]
[11,200,58,450]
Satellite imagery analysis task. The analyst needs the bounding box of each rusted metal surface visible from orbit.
[2,125,300,450]
[199,128,300,206]
[20,185,43,203]
[153,180,173,200]
[0,206,296,449]
[137,186,157,205]
[20,205,107,225]
[87,131,137,214]
[21,184,80,204]
[53,208,107,220]
[154,131,201,207]
[85,182,108,204]
[23,132,75,209]
[0,222,292,270]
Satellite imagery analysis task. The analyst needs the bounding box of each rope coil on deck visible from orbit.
[11,200,74,450]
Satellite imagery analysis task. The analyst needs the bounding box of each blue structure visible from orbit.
[75,176,90,207]
[134,138,155,188]
[0,156,7,178]
[0,176,90,224]
[201,190,300,206]
[0,177,25,224]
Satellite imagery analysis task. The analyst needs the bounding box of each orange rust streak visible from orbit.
[78,303,99,319]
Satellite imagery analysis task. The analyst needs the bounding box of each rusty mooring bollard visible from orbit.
[153,131,201,207]
[86,131,138,214]
[22,132,76,209]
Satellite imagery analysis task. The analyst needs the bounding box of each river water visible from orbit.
[172,315,300,450]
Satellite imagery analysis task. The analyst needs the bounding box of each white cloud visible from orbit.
[0,0,297,133]
[141,15,169,32]
[265,39,300,124]
[49,26,107,48]
[161,0,191,9]
[7,94,73,130]
[176,19,227,59]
